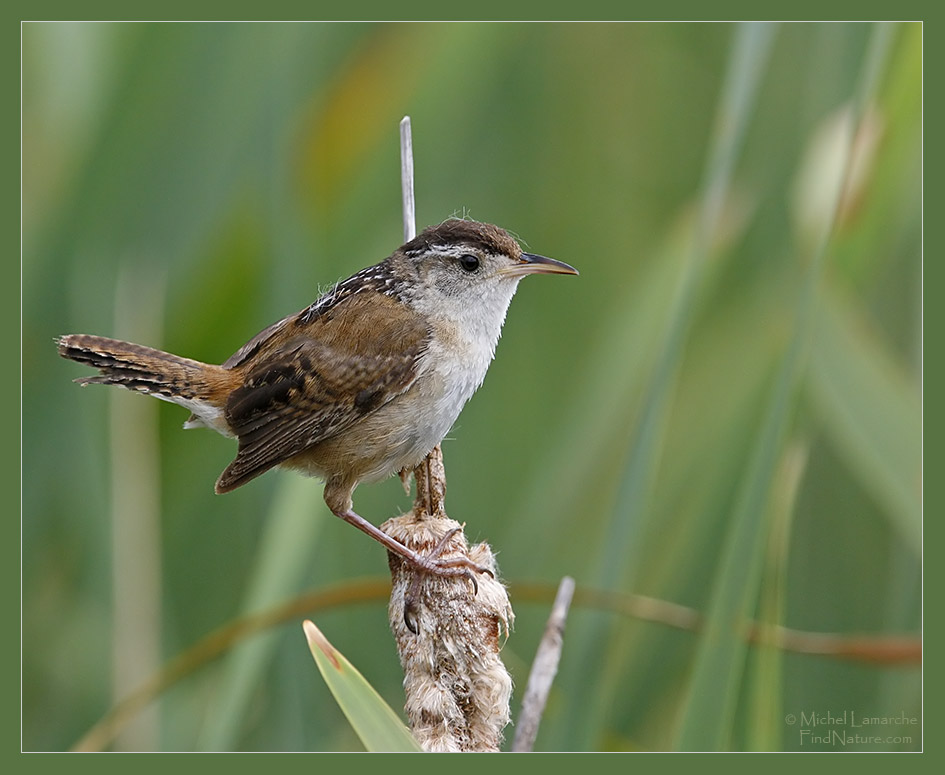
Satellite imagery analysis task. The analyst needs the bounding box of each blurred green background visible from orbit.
[22,22,921,752]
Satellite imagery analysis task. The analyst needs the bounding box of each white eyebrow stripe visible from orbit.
[409,244,497,260]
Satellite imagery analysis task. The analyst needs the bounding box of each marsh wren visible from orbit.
[58,219,578,577]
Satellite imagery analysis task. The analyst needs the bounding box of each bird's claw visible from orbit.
[401,526,493,633]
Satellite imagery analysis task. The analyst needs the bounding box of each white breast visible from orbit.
[290,271,524,486]
[344,288,516,485]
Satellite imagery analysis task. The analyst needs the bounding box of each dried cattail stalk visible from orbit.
[382,446,514,752]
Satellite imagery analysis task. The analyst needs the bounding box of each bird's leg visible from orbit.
[335,507,491,579]
[325,476,492,580]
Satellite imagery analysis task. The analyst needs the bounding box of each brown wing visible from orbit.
[215,291,429,493]
[221,317,292,370]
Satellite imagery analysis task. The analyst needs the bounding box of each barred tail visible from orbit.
[56,334,228,406]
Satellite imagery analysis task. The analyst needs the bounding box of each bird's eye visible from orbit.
[458,253,480,272]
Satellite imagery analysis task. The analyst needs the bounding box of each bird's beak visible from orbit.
[500,253,579,278]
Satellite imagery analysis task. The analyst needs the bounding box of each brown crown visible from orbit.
[402,219,522,260]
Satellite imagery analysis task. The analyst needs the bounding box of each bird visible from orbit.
[57,218,578,577]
